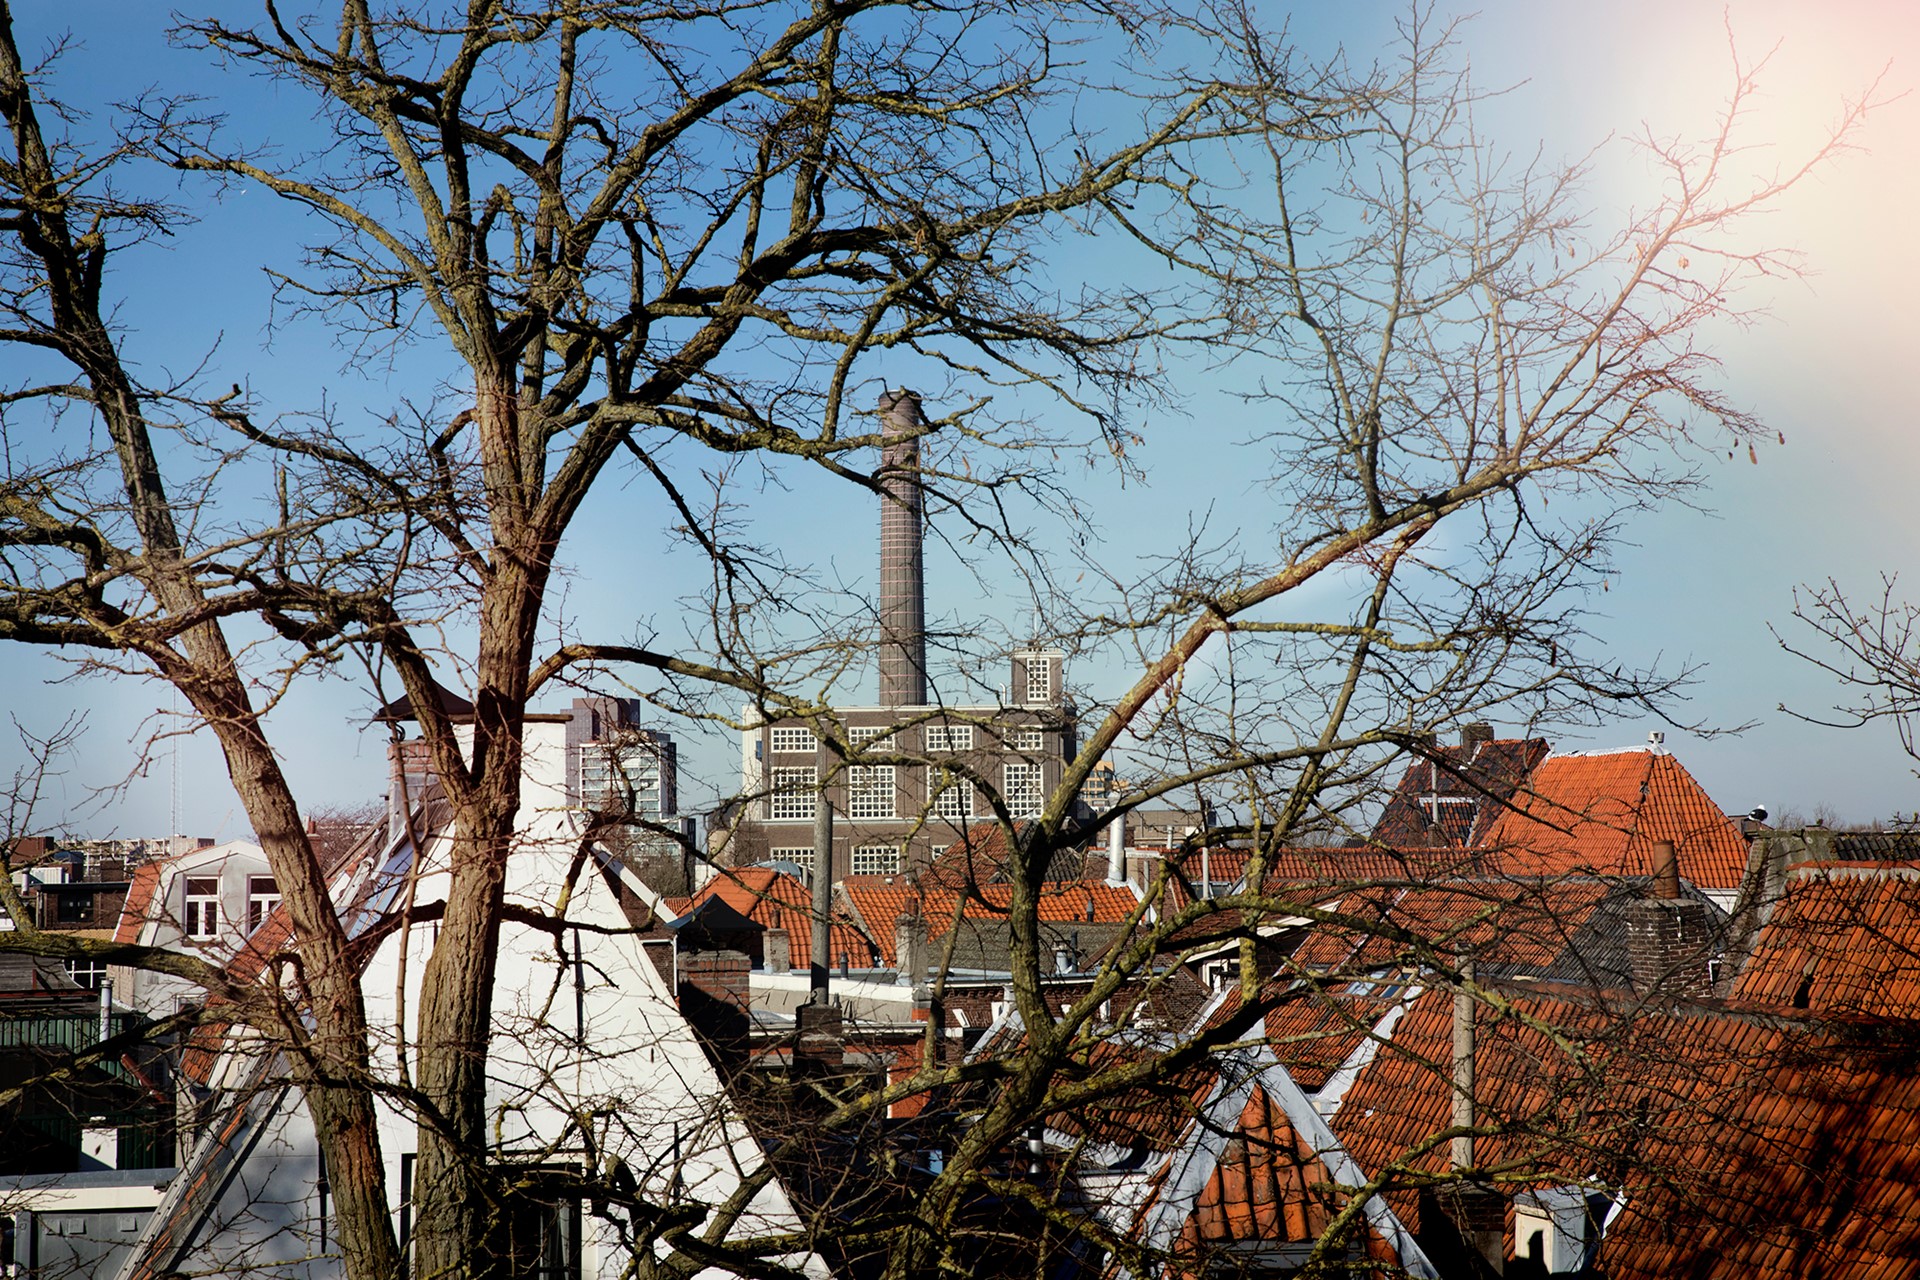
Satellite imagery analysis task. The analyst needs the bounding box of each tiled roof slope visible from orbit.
[1480,749,1746,889]
[1372,738,1550,847]
[1732,865,1920,1016]
[1181,1084,1346,1256]
[841,876,1140,968]
[690,866,874,970]
[1332,988,1920,1279]
[115,860,165,944]
[1283,876,1726,991]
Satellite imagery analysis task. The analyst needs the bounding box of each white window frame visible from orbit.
[847,765,897,820]
[769,767,818,821]
[851,844,901,876]
[1025,657,1053,706]
[246,875,281,933]
[849,725,897,751]
[65,957,108,991]
[933,771,973,820]
[1004,762,1043,819]
[925,724,973,752]
[769,727,818,754]
[1008,728,1044,754]
[184,876,220,939]
[578,741,660,815]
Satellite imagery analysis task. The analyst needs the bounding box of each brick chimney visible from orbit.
[895,910,930,986]
[1628,840,1711,997]
[678,949,752,1054]
[387,737,434,844]
[763,926,792,974]
[877,389,929,707]
[795,999,845,1072]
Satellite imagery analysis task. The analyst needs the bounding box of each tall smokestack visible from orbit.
[877,389,929,707]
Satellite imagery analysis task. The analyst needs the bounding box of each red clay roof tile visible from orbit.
[1480,750,1746,889]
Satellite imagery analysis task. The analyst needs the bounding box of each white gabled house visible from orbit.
[113,702,817,1280]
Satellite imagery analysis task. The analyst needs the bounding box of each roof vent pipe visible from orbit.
[1650,839,1681,901]
[1106,818,1126,886]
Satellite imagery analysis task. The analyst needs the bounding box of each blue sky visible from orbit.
[4,1,1919,837]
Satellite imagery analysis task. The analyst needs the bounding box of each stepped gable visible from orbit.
[1478,748,1746,889]
[1732,863,1920,1017]
[1372,736,1550,847]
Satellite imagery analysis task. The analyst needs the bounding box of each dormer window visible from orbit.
[185,877,220,939]
[247,876,281,933]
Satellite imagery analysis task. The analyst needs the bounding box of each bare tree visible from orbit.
[1781,574,1920,772]
[0,1,1874,1278]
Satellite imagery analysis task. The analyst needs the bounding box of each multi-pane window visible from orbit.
[769,767,818,820]
[849,725,897,751]
[925,724,973,752]
[184,876,220,939]
[499,1182,582,1280]
[65,957,108,991]
[1004,763,1043,819]
[847,765,896,819]
[770,727,817,754]
[768,847,815,880]
[851,844,901,876]
[578,741,660,816]
[1025,657,1053,705]
[247,876,281,933]
[1008,728,1044,754]
[933,772,973,819]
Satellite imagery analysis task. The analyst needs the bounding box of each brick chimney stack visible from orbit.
[1629,840,1712,997]
[877,389,929,707]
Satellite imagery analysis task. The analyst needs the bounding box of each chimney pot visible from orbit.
[1650,839,1681,900]
[895,911,930,986]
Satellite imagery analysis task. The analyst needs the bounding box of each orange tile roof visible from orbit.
[115,860,165,944]
[1732,865,1920,1016]
[1181,1083,1347,1254]
[1479,749,1746,889]
[1287,878,1619,979]
[1328,988,1920,1278]
[1046,1039,1224,1152]
[690,866,874,970]
[841,876,1141,967]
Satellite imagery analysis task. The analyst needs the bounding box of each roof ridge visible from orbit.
[1542,745,1655,760]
